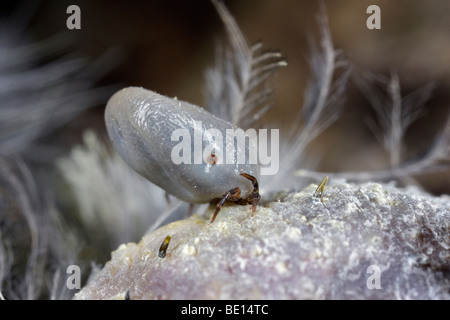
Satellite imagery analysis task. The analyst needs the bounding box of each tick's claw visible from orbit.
[208,173,261,224]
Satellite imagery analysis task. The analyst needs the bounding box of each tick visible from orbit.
[104,87,261,224]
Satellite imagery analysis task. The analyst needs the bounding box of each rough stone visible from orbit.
[75,182,450,299]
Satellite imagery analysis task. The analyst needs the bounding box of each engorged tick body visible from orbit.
[104,87,260,223]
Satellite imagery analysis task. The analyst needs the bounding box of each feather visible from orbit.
[0,12,121,158]
[354,71,435,166]
[0,157,78,299]
[206,0,286,128]
[297,72,449,182]
[56,131,169,250]
[267,9,351,191]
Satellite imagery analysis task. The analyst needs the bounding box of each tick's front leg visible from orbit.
[238,173,261,216]
[209,187,241,225]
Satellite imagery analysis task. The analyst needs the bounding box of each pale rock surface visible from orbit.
[75,182,450,299]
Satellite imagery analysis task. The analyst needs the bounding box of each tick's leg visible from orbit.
[238,173,261,216]
[249,193,261,216]
[164,192,171,205]
[209,187,241,225]
[238,192,260,216]
[240,173,259,194]
[187,203,195,217]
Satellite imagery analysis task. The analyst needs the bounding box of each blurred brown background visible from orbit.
[6,0,450,194]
